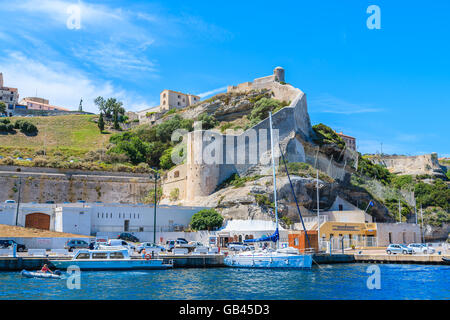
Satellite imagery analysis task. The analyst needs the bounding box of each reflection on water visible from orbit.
[0,264,448,300]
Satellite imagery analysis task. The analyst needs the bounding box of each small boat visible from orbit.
[49,249,173,271]
[21,270,62,279]
[442,257,450,264]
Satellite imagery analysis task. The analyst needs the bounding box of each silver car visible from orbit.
[407,243,435,254]
[386,244,413,255]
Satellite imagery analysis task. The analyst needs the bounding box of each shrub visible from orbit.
[312,123,346,149]
[197,113,218,130]
[190,209,223,231]
[169,188,180,201]
[249,98,286,123]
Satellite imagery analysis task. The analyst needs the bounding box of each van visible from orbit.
[107,239,136,251]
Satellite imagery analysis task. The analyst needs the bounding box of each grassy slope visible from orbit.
[0,115,111,158]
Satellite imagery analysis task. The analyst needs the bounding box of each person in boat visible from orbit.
[141,249,146,259]
[40,264,53,274]
[89,241,95,250]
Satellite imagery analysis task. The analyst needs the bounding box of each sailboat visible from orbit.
[223,112,313,268]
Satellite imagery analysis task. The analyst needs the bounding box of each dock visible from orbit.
[0,253,448,271]
[0,254,225,271]
[354,254,449,265]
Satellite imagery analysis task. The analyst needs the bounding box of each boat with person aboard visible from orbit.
[49,249,173,271]
[224,112,313,269]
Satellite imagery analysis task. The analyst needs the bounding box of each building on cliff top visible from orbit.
[227,66,286,93]
[135,89,200,124]
[0,73,20,117]
[337,132,357,151]
[19,97,70,112]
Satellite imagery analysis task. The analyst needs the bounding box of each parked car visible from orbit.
[136,242,166,254]
[4,200,16,203]
[107,239,136,251]
[64,239,90,252]
[227,242,253,251]
[165,239,195,251]
[407,243,435,254]
[0,239,26,252]
[386,244,413,255]
[45,200,55,204]
[117,233,139,243]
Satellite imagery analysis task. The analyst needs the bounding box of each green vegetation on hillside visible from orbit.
[312,123,346,150]
[108,114,193,168]
[357,154,392,185]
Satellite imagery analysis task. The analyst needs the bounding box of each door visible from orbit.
[25,213,50,230]
[124,220,130,232]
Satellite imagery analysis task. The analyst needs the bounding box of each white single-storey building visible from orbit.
[0,202,207,241]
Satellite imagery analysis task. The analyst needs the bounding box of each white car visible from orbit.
[136,242,165,254]
[227,242,254,251]
[407,243,435,254]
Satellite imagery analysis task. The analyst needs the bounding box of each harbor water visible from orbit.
[0,264,448,300]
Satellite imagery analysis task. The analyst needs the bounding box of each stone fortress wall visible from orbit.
[372,153,446,178]
[162,67,320,203]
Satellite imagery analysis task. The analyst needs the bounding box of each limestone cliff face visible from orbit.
[0,166,153,204]
[372,153,446,179]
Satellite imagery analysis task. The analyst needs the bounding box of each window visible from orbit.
[97,213,99,218]
[174,171,180,178]
[338,204,343,211]
[92,252,108,259]
[110,252,124,259]
[294,238,299,246]
[76,253,90,260]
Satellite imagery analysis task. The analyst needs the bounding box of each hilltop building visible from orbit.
[0,73,20,117]
[337,132,357,151]
[19,97,70,112]
[160,89,200,111]
[135,89,200,124]
[227,66,286,93]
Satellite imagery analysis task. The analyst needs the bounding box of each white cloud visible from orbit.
[0,51,147,113]
[197,86,228,98]
[310,94,382,114]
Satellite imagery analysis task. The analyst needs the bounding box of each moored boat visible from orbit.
[224,112,312,269]
[49,249,173,271]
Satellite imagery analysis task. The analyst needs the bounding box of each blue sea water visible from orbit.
[0,264,448,300]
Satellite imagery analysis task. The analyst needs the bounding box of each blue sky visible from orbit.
[0,0,448,156]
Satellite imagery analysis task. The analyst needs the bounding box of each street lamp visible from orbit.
[149,168,160,244]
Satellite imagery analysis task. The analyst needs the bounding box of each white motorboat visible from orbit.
[224,112,313,269]
[49,249,173,271]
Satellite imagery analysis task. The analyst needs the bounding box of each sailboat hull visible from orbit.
[224,253,312,268]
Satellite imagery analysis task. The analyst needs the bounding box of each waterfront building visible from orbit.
[0,73,19,117]
[337,132,357,151]
[216,219,288,248]
[0,202,206,242]
[292,196,420,250]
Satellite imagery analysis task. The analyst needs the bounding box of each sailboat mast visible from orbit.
[269,112,279,245]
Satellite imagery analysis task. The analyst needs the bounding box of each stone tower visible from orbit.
[273,66,285,83]
[0,73,3,87]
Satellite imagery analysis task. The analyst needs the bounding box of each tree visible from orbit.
[0,102,6,115]
[94,96,125,120]
[98,112,105,132]
[190,209,224,231]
